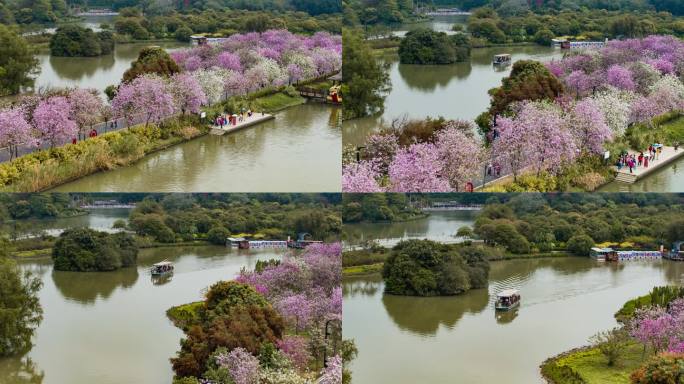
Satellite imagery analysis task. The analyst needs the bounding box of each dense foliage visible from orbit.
[472,193,683,255]
[0,25,38,97]
[398,29,471,64]
[52,228,138,271]
[171,243,343,383]
[127,194,341,244]
[0,241,43,357]
[49,25,114,57]
[0,193,79,220]
[382,239,490,296]
[341,193,421,222]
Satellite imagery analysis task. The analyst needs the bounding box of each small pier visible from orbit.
[210,113,274,136]
[614,146,684,183]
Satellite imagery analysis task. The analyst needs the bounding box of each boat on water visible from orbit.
[493,54,512,66]
[151,260,174,276]
[495,289,521,311]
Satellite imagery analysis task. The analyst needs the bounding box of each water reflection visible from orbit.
[397,61,473,91]
[495,308,519,324]
[0,357,44,384]
[382,288,489,336]
[47,54,116,81]
[52,268,139,304]
[343,211,478,248]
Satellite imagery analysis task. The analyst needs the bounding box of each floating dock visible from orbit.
[614,146,684,183]
[210,113,274,136]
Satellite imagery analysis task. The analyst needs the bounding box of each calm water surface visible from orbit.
[0,246,287,384]
[52,104,342,192]
[599,157,684,192]
[343,46,562,146]
[32,41,189,96]
[343,210,478,248]
[344,258,684,384]
[2,208,130,239]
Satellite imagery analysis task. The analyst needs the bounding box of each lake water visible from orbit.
[31,41,190,96]
[0,245,288,384]
[2,208,130,239]
[344,257,684,384]
[52,103,342,192]
[343,210,478,248]
[343,45,562,147]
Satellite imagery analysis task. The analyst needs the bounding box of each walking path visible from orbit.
[614,146,683,183]
[0,112,157,163]
[209,113,274,135]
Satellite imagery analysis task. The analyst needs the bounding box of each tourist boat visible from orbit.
[495,289,521,311]
[493,54,511,66]
[151,260,174,276]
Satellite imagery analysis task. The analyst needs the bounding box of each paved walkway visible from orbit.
[209,113,274,135]
[0,112,159,163]
[614,146,684,183]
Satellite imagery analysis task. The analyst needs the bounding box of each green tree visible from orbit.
[122,46,180,83]
[533,28,555,45]
[342,28,391,120]
[478,60,564,135]
[0,241,43,357]
[174,26,193,42]
[50,25,104,57]
[567,234,594,256]
[52,228,139,271]
[0,25,39,96]
[207,226,230,245]
[382,239,490,296]
[398,28,471,65]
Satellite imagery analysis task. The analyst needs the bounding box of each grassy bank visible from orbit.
[167,301,204,329]
[0,116,207,192]
[540,342,645,384]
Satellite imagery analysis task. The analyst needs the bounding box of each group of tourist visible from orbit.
[213,109,257,129]
[616,144,664,173]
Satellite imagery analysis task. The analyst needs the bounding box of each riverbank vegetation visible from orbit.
[127,194,341,244]
[0,25,39,97]
[343,36,684,192]
[0,193,82,220]
[52,228,138,271]
[168,243,343,384]
[398,28,471,64]
[342,28,391,120]
[541,286,684,384]
[0,239,43,357]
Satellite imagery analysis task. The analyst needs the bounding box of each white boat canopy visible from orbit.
[153,261,173,267]
[497,289,519,298]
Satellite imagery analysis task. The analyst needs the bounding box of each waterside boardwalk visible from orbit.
[209,113,274,136]
[614,146,683,183]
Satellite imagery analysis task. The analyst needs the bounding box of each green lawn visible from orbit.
[251,92,305,113]
[662,116,684,144]
[550,342,646,384]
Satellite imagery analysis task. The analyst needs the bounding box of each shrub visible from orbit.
[631,353,684,384]
[207,227,230,245]
[589,327,630,366]
[398,28,471,65]
[567,234,594,256]
[204,281,268,312]
[540,359,585,384]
